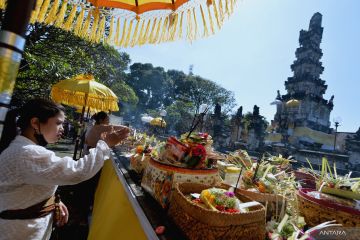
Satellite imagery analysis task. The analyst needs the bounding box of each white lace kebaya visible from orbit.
[0,135,111,240]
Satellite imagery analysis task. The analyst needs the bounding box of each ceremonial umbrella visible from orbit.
[0,0,238,47]
[150,117,166,127]
[50,74,118,159]
[51,74,119,112]
[75,105,101,116]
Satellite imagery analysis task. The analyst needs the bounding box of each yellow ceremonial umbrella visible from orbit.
[51,74,119,112]
[150,117,166,128]
[75,105,103,115]
[51,74,118,159]
[10,0,238,47]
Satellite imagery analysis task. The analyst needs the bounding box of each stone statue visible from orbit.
[253,105,260,116]
[276,90,282,100]
[236,106,243,118]
[214,103,221,117]
[355,127,360,140]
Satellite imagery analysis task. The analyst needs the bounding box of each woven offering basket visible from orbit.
[168,183,266,240]
[219,183,287,221]
[130,154,151,174]
[294,170,316,189]
[141,158,220,208]
[297,188,360,227]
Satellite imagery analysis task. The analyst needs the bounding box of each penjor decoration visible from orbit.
[0,0,238,47]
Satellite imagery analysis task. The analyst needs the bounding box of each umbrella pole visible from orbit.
[79,106,91,158]
[0,0,36,138]
[86,106,90,119]
[73,106,86,159]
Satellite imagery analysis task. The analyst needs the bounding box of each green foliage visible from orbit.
[165,101,194,134]
[126,64,237,133]
[12,24,132,113]
[126,63,173,112]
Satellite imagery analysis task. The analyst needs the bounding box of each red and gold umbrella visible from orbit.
[0,0,238,47]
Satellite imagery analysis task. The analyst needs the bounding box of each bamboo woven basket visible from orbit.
[219,183,287,221]
[294,170,316,189]
[141,157,220,208]
[168,183,266,240]
[297,188,360,227]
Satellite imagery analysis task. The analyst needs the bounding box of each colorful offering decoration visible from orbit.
[157,132,219,169]
[195,187,247,213]
[129,133,158,174]
[141,158,219,208]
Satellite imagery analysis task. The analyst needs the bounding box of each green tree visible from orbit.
[173,74,236,114]
[12,24,133,111]
[126,63,173,112]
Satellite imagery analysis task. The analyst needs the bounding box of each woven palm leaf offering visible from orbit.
[168,183,266,240]
[265,215,344,240]
[120,130,147,150]
[129,133,159,174]
[293,163,318,189]
[297,158,360,227]
[222,152,298,221]
[141,132,222,208]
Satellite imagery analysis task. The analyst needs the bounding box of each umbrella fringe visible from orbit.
[73,5,85,36]
[124,19,134,47]
[37,0,51,23]
[170,14,179,41]
[140,19,151,45]
[199,5,209,38]
[3,0,237,47]
[147,19,157,44]
[192,8,199,41]
[178,12,184,40]
[218,0,225,23]
[96,15,106,43]
[152,17,163,44]
[63,3,77,31]
[114,18,121,46]
[119,18,127,47]
[30,0,44,24]
[186,9,193,42]
[89,9,100,42]
[136,19,146,45]
[106,16,115,45]
[44,0,60,25]
[51,89,119,112]
[212,0,222,29]
[80,9,92,39]
[207,3,215,35]
[159,16,169,43]
[130,19,141,47]
[54,0,68,28]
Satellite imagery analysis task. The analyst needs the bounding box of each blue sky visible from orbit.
[123,0,360,132]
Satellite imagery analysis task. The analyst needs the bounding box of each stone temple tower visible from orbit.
[273,12,334,138]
